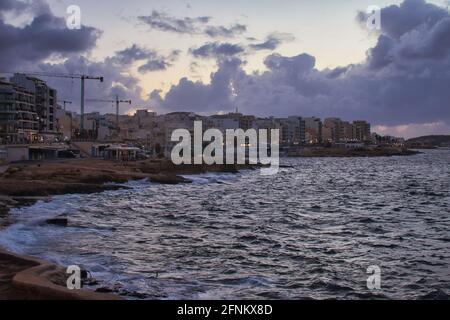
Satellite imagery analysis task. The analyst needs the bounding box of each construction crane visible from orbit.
[1,72,104,132]
[59,100,72,111]
[86,95,131,128]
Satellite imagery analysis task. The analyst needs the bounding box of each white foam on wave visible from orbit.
[181,172,239,185]
[0,223,36,254]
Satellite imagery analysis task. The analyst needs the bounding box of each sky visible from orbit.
[1,0,450,138]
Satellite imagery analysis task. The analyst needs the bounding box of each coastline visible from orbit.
[0,248,121,300]
[0,158,247,300]
[287,147,421,158]
[0,149,420,300]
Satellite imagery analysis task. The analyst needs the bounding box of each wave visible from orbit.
[181,172,240,185]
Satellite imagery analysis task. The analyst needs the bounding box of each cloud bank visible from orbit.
[138,10,247,38]
[1,0,449,137]
[151,0,450,134]
[0,0,100,70]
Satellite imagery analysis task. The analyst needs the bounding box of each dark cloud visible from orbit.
[138,10,210,34]
[152,0,450,129]
[264,53,315,73]
[114,44,154,65]
[35,54,145,115]
[138,50,181,73]
[397,17,450,59]
[325,66,352,79]
[364,0,450,68]
[0,0,142,114]
[189,32,294,61]
[367,35,396,69]
[0,0,26,14]
[249,32,295,51]
[204,24,247,38]
[33,44,183,112]
[114,45,180,73]
[0,1,100,70]
[138,10,247,38]
[150,58,244,113]
[190,42,245,59]
[358,0,448,39]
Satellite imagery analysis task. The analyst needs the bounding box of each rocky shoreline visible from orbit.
[0,158,245,215]
[0,158,250,299]
[0,149,420,300]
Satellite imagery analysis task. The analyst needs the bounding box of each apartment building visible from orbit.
[341,121,354,142]
[239,115,256,131]
[208,114,240,133]
[10,74,58,141]
[323,118,343,143]
[277,117,306,146]
[0,80,39,144]
[323,118,371,143]
[353,121,371,142]
[304,117,323,144]
[55,107,73,141]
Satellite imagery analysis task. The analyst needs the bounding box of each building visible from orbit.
[352,120,371,142]
[135,109,157,127]
[73,112,119,141]
[304,117,323,144]
[0,79,39,144]
[103,145,141,161]
[372,133,405,147]
[277,117,306,146]
[55,107,74,141]
[323,118,343,143]
[209,115,239,132]
[254,117,280,131]
[154,112,202,157]
[323,118,371,143]
[239,115,256,131]
[10,74,58,141]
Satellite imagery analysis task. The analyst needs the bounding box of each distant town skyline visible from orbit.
[1,0,450,138]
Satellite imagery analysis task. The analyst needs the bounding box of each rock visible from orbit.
[149,174,192,185]
[0,204,9,216]
[46,218,68,227]
[95,287,111,293]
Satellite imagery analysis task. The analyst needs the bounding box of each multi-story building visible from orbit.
[323,118,343,143]
[254,117,280,131]
[239,115,256,131]
[304,117,323,144]
[55,106,73,141]
[158,112,202,157]
[323,118,371,143]
[135,109,157,129]
[277,117,306,146]
[208,114,240,133]
[10,74,58,141]
[352,120,371,142]
[0,79,39,144]
[341,121,354,142]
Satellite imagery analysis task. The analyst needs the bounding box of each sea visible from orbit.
[0,149,449,299]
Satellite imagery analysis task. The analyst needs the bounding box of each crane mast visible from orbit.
[2,72,104,133]
[86,95,131,128]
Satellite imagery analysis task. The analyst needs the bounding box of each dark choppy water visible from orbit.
[0,150,449,299]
